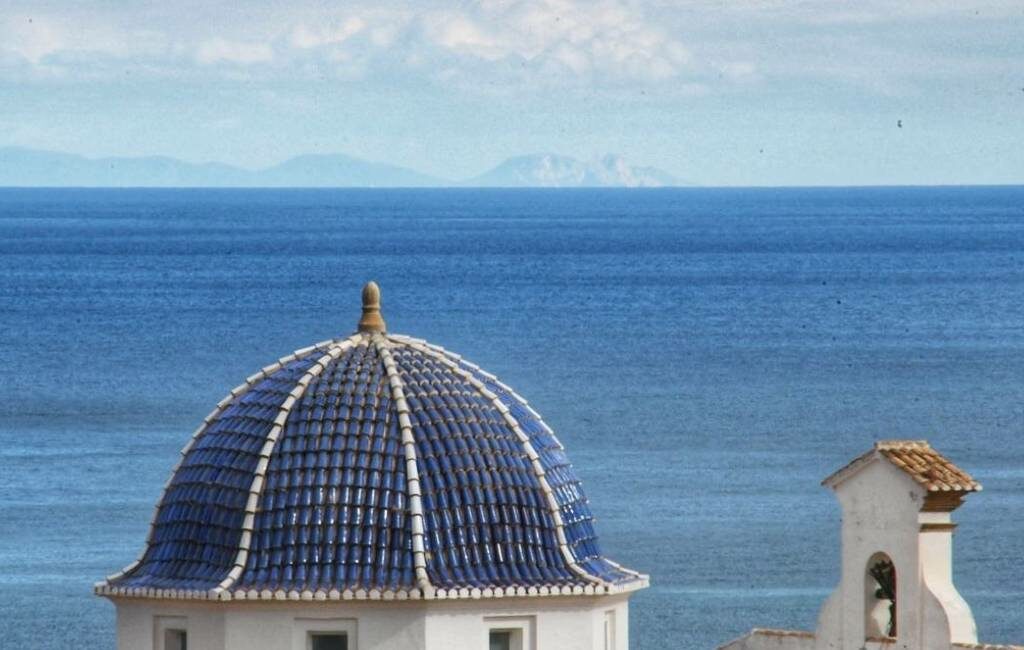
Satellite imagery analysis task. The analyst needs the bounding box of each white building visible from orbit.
[96,282,648,650]
[720,440,1022,650]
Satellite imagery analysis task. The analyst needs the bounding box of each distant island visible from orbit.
[466,153,679,188]
[0,147,685,188]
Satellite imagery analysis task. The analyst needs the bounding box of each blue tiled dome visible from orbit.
[97,284,646,601]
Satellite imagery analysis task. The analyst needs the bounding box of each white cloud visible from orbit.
[1,0,1019,95]
[0,2,732,88]
[273,0,693,84]
[422,13,504,61]
[0,17,65,64]
[195,38,274,65]
[407,1,692,81]
[0,14,169,65]
[290,16,366,50]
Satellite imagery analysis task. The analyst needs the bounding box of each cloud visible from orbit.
[290,16,366,50]
[274,0,693,85]
[1,0,1020,95]
[0,16,65,64]
[0,1,725,88]
[421,13,503,61]
[196,38,274,65]
[0,14,167,64]
[423,1,692,81]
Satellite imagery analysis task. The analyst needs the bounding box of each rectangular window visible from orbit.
[489,629,521,650]
[310,633,348,650]
[294,618,357,650]
[164,629,187,650]
[154,616,188,650]
[485,616,532,650]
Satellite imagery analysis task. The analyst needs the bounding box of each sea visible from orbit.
[0,187,1021,650]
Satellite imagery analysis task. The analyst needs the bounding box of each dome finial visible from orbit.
[358,281,386,333]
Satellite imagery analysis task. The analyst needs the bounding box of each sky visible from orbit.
[0,0,1022,186]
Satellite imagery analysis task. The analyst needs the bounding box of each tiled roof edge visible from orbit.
[823,440,982,493]
[210,335,363,599]
[99,336,345,588]
[94,577,649,601]
[373,333,434,594]
[601,557,649,582]
[394,335,610,588]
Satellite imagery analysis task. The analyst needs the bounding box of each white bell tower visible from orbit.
[815,440,981,650]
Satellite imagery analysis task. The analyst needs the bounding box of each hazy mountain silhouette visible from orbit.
[0,147,683,188]
[466,153,683,187]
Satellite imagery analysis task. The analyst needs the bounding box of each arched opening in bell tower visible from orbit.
[865,553,897,639]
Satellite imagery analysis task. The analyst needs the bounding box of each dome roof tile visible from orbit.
[97,287,646,602]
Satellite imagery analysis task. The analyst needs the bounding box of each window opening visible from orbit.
[310,632,348,650]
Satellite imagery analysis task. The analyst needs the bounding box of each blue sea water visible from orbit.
[0,187,1022,650]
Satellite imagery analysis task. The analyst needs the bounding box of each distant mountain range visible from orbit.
[0,147,685,188]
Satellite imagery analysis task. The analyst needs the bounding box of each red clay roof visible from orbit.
[823,440,982,493]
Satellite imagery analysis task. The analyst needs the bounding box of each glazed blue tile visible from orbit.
[111,339,641,595]
[229,343,417,593]
[111,354,321,591]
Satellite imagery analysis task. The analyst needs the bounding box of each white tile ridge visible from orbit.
[97,336,349,590]
[373,333,435,594]
[602,557,649,582]
[98,579,642,601]
[415,340,572,452]
[411,337,648,588]
[391,335,609,588]
[208,334,362,598]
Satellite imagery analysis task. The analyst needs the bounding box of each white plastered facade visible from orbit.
[112,593,631,650]
[813,458,977,650]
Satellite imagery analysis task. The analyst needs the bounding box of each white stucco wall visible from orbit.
[117,601,226,650]
[817,460,925,650]
[110,593,631,650]
[421,594,628,650]
[815,459,977,650]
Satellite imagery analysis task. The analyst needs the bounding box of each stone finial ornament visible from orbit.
[358,281,386,332]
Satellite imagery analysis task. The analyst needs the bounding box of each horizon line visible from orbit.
[1,184,1022,190]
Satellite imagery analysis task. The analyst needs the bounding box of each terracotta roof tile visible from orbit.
[823,440,982,493]
[875,440,981,492]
